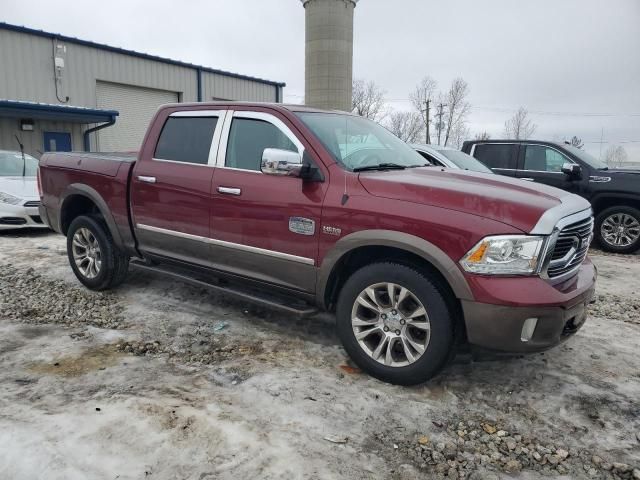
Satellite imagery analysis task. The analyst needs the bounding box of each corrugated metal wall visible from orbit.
[0,27,282,154]
[0,118,83,157]
[0,28,280,107]
[0,29,197,106]
[201,72,278,102]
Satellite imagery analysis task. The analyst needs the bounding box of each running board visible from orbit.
[129,260,318,317]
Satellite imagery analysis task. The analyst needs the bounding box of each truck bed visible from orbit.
[39,151,138,254]
[41,151,137,177]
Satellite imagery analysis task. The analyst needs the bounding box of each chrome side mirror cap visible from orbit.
[561,162,581,177]
[261,148,303,177]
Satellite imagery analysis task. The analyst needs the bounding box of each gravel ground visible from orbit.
[1,229,639,480]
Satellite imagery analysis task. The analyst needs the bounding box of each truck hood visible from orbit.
[0,176,39,200]
[358,168,575,233]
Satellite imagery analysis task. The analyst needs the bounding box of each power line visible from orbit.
[384,99,640,117]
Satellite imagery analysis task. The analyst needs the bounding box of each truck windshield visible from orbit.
[296,112,427,171]
[563,145,609,170]
[0,151,39,176]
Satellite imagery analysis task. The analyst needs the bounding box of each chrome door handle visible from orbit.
[521,178,535,181]
[217,186,241,196]
[138,175,156,184]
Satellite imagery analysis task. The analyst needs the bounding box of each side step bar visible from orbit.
[129,260,318,317]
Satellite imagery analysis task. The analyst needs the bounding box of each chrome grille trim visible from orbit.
[542,215,594,282]
[23,200,41,208]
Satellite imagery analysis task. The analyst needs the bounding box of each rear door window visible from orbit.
[155,117,218,165]
[473,144,517,170]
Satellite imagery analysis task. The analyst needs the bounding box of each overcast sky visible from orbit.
[3,0,639,159]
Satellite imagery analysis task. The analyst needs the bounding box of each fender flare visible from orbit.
[59,183,124,249]
[316,229,474,308]
[590,192,640,213]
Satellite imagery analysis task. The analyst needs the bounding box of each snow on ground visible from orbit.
[0,230,639,479]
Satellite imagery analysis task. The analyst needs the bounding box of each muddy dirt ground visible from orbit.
[1,230,638,480]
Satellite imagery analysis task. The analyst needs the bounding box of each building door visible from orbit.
[43,132,72,152]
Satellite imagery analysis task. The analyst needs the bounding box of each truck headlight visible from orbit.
[460,235,546,275]
[0,192,22,205]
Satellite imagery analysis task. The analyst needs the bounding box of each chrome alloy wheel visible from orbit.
[601,213,640,247]
[72,227,102,279]
[351,282,431,367]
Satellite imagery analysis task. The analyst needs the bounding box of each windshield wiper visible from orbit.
[353,163,407,172]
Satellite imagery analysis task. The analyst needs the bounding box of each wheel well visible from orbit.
[592,196,640,216]
[60,195,101,235]
[324,245,466,340]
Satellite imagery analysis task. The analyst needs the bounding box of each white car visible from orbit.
[411,144,494,174]
[0,150,47,230]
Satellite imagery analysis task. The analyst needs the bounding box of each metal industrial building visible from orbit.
[0,23,285,157]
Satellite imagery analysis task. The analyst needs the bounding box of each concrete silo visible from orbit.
[300,0,358,111]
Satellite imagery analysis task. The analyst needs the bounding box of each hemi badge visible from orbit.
[289,217,315,236]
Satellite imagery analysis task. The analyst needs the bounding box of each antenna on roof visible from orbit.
[14,134,26,177]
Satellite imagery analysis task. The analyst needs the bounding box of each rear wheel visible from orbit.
[336,262,454,385]
[67,215,129,290]
[595,206,640,254]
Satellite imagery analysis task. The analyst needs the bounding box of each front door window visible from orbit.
[523,145,570,172]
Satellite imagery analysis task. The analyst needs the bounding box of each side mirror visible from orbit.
[261,148,303,177]
[561,162,581,177]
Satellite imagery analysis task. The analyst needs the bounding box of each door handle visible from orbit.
[217,186,241,196]
[521,178,535,181]
[138,175,157,184]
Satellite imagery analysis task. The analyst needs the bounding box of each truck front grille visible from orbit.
[546,216,594,279]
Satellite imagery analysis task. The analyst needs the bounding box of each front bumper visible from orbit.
[0,201,48,230]
[462,259,597,352]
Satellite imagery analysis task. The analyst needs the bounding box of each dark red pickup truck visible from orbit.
[38,102,597,385]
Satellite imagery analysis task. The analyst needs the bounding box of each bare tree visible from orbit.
[442,78,471,147]
[450,123,471,149]
[475,131,491,140]
[504,107,537,139]
[386,111,423,143]
[604,145,628,167]
[409,76,437,144]
[352,79,387,121]
[569,135,584,149]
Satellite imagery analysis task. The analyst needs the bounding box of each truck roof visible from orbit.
[159,101,356,116]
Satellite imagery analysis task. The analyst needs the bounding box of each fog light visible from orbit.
[521,317,538,342]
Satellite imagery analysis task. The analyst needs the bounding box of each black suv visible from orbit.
[462,140,640,253]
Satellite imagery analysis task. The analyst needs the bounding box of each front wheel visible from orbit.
[595,206,640,254]
[336,263,454,385]
[67,215,129,290]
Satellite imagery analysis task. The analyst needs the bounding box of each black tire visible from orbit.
[66,215,130,291]
[595,206,640,254]
[336,262,454,385]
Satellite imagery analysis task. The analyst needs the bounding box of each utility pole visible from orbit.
[435,103,447,146]
[421,99,431,144]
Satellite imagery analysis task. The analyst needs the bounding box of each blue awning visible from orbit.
[0,100,118,124]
